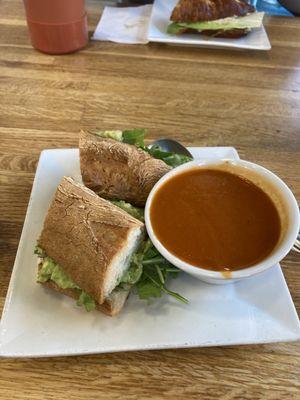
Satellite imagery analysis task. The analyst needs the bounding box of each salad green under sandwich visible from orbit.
[167,0,263,38]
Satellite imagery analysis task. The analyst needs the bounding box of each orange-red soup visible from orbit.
[150,168,281,272]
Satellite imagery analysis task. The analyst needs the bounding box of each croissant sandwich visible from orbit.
[167,0,264,38]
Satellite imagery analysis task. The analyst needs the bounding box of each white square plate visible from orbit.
[148,0,271,51]
[1,147,299,358]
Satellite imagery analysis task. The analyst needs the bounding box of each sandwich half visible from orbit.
[167,0,264,38]
[36,176,144,316]
[79,130,171,207]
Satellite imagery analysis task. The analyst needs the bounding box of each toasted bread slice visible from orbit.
[171,0,254,23]
[79,131,171,207]
[38,177,144,305]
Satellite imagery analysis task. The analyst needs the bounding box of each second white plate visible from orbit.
[148,0,271,51]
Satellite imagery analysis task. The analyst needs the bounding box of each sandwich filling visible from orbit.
[37,251,96,311]
[167,11,264,35]
[36,245,141,312]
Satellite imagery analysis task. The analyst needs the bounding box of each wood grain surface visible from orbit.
[0,0,300,399]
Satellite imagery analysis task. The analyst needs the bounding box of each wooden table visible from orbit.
[1,1,300,398]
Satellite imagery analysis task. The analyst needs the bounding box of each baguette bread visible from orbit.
[38,177,144,306]
[79,131,171,207]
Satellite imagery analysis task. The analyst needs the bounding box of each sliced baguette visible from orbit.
[79,130,171,207]
[38,177,144,306]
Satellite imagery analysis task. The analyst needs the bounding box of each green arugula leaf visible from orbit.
[141,238,155,256]
[143,269,189,304]
[146,144,192,167]
[126,239,189,304]
[160,286,189,304]
[122,128,146,147]
[136,280,162,300]
[155,264,165,284]
[142,256,166,266]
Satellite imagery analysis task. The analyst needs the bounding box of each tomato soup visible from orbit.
[149,167,281,272]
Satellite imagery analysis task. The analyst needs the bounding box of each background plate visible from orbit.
[0,147,299,357]
[148,0,271,51]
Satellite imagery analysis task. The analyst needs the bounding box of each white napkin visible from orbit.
[92,5,152,44]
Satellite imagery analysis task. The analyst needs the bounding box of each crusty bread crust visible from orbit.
[79,131,171,207]
[38,177,144,305]
[171,0,254,23]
